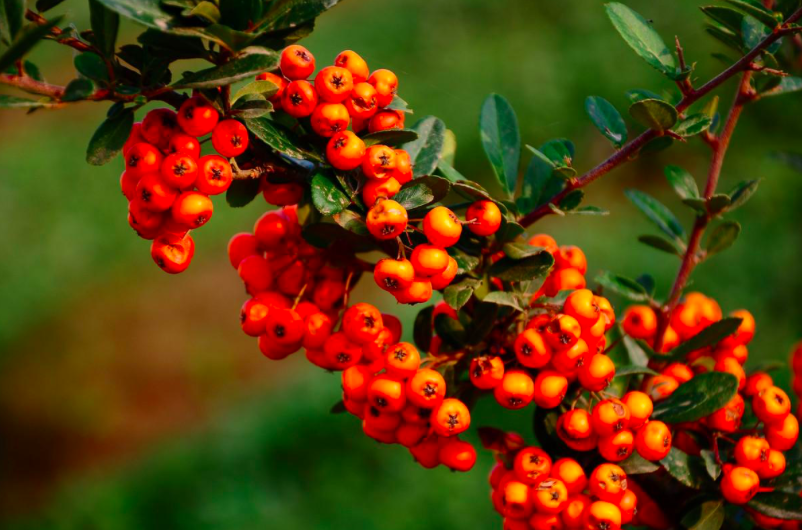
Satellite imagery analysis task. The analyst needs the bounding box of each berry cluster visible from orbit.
[528,234,589,299]
[370,200,502,304]
[122,98,244,273]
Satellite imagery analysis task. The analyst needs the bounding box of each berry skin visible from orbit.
[558,408,594,441]
[255,71,287,103]
[550,267,587,292]
[310,103,350,137]
[315,66,354,103]
[240,298,269,337]
[494,369,535,410]
[753,386,791,425]
[141,108,179,150]
[561,494,590,528]
[323,331,363,370]
[120,171,139,201]
[532,478,569,514]
[432,398,470,437]
[598,430,634,462]
[662,362,694,384]
[263,182,303,206]
[326,130,366,170]
[714,355,746,391]
[514,446,552,485]
[345,82,378,120]
[342,303,383,344]
[551,338,589,374]
[423,206,462,248]
[722,308,756,347]
[177,95,219,137]
[135,172,178,212]
[303,311,333,350]
[238,255,273,294]
[589,463,628,503]
[592,399,631,436]
[384,342,421,379]
[707,393,745,433]
[362,144,397,179]
[126,142,163,177]
[279,45,315,80]
[745,372,773,398]
[373,258,415,293]
[621,391,653,429]
[212,120,249,158]
[429,256,458,290]
[393,149,413,184]
[394,277,432,305]
[533,370,569,409]
[642,374,679,401]
[168,133,201,158]
[368,109,404,132]
[366,199,408,241]
[465,200,502,236]
[409,244,449,276]
[734,436,770,470]
[409,435,441,469]
[281,80,318,118]
[151,233,194,274]
[758,449,786,480]
[502,480,533,520]
[160,152,198,189]
[635,420,672,461]
[194,155,232,195]
[544,314,582,350]
[128,200,164,237]
[171,191,213,228]
[578,353,615,392]
[721,466,760,504]
[406,368,446,408]
[368,69,398,107]
[469,355,504,389]
[585,500,622,530]
[513,329,552,368]
[552,458,587,495]
[622,305,658,339]
[765,413,799,451]
[367,374,406,412]
[253,211,292,249]
[334,50,369,83]
[438,438,476,472]
[618,488,638,525]
[554,245,587,274]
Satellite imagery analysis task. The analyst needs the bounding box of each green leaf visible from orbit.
[638,234,681,256]
[188,1,221,23]
[175,51,279,89]
[625,189,686,242]
[622,335,650,367]
[626,88,664,104]
[479,93,520,196]
[619,452,660,475]
[225,177,261,208]
[231,96,273,118]
[614,365,659,377]
[94,0,174,30]
[310,172,350,216]
[570,206,610,215]
[705,221,741,256]
[629,99,679,132]
[220,0,262,30]
[465,302,499,345]
[674,114,713,137]
[245,117,322,163]
[0,94,50,108]
[706,25,745,52]
[453,180,493,201]
[0,0,24,45]
[701,5,746,34]
[448,247,480,275]
[539,139,575,174]
[640,135,674,155]
[402,116,446,178]
[35,0,67,12]
[435,160,466,183]
[413,305,434,353]
[329,400,346,414]
[700,449,722,480]
[559,189,584,211]
[595,271,651,302]
[434,313,466,348]
[333,209,369,237]
[664,318,743,361]
[86,107,134,165]
[89,0,119,58]
[443,278,481,310]
[503,242,544,260]
[652,372,739,423]
[257,0,343,32]
[361,128,419,147]
[681,500,725,530]
[585,95,628,147]
[231,79,278,104]
[0,17,63,74]
[660,447,713,490]
[764,76,802,97]
[62,78,95,101]
[724,0,779,28]
[605,2,677,76]
[665,165,700,200]
[483,291,524,311]
[488,251,554,282]
[393,176,451,211]
[727,179,759,211]
[748,491,802,520]
[519,149,556,214]
[440,129,457,166]
[75,52,109,83]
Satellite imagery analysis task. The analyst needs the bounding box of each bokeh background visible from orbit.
[1,0,801,528]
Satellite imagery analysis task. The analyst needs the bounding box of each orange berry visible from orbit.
[533,370,569,409]
[384,342,421,379]
[715,355,746,391]
[367,374,406,412]
[707,393,745,433]
[502,480,533,519]
[642,374,679,401]
[368,109,405,132]
[558,409,594,440]
[366,199,408,240]
[551,458,587,495]
[621,391,653,429]
[662,362,694,384]
[409,434,440,468]
[563,289,601,326]
[438,438,476,472]
[326,130,366,170]
[394,277,433,305]
[494,369,535,409]
[342,364,373,402]
[529,234,558,253]
[758,449,786,479]
[465,200,502,236]
[532,478,569,514]
[621,305,658,339]
[323,331,363,369]
[281,79,318,117]
[469,355,505,389]
[635,420,672,461]
[280,45,314,79]
[514,446,552,485]
[598,430,635,462]
[514,329,552,368]
[721,309,756,347]
[753,386,791,425]
[367,68,398,107]
[721,466,760,504]
[551,267,587,292]
[362,176,400,206]
[344,81,378,120]
[585,500,622,530]
[392,149,413,184]
[254,71,287,103]
[745,372,773,398]
[551,338,590,374]
[578,353,615,392]
[618,489,638,525]
[423,206,463,248]
[406,367,446,408]
[334,50,369,83]
[395,422,428,448]
[314,66,353,103]
[561,494,590,528]
[544,314,582,350]
[592,399,631,436]
[765,413,799,451]
[554,245,587,274]
[310,102,350,137]
[362,144,397,179]
[527,513,562,530]
[342,302,383,344]
[734,436,770,470]
[373,257,415,293]
[432,398,471,437]
[589,463,628,503]
[410,243,449,276]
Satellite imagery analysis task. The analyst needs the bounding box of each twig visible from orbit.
[25,9,95,53]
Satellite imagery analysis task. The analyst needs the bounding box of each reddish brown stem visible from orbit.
[25,9,95,53]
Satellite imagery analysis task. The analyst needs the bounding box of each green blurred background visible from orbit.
[1,0,801,527]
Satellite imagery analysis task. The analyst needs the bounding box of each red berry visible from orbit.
[211,119,249,158]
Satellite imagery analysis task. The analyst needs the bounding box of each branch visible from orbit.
[519,6,802,228]
[25,9,95,53]
[0,73,65,99]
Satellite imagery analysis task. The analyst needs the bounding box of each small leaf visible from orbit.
[0,94,50,108]
[638,234,681,256]
[585,96,628,147]
[402,116,446,178]
[705,221,741,256]
[748,491,802,520]
[175,52,279,89]
[539,139,575,172]
[94,0,174,30]
[0,16,63,74]
[62,78,95,101]
[503,242,544,260]
[709,193,731,214]
[443,279,481,310]
[225,177,261,208]
[257,0,344,32]
[440,129,457,166]
[660,447,713,490]
[310,172,350,216]
[619,452,660,475]
[700,449,722,480]
[605,3,677,76]
[724,0,780,28]
[89,0,119,58]
[86,106,134,165]
[453,180,493,201]
[483,291,525,311]
[188,1,221,23]
[570,206,610,215]
[701,5,746,34]
[231,79,278,104]
[681,500,725,530]
[664,165,699,200]
[625,189,686,242]
[448,247,480,275]
[559,189,584,211]
[626,88,664,104]
[652,372,739,423]
[674,113,713,137]
[333,209,369,237]
[413,305,434,353]
[629,99,679,132]
[595,271,651,302]
[488,251,554,282]
[622,335,650,367]
[479,93,521,196]
[614,365,659,377]
[0,0,24,45]
[231,96,273,118]
[35,0,67,12]
[393,176,451,211]
[362,128,419,147]
[727,179,759,210]
[75,52,109,82]
[763,76,802,97]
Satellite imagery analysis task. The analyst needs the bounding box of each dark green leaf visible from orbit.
[89,0,119,57]
[503,242,544,260]
[232,80,278,104]
[393,176,451,211]
[705,221,741,256]
[245,117,322,162]
[674,114,713,137]
[619,452,660,474]
[137,29,207,59]
[605,2,677,75]
[435,160,466,183]
[362,128,419,147]
[622,335,650,367]
[700,449,722,480]
[0,17,63,73]
[519,151,555,214]
[94,0,174,30]
[448,246,480,275]
[62,78,95,101]
[727,179,759,211]
[334,209,369,237]
[479,93,520,196]
[482,291,524,311]
[443,278,481,310]
[664,317,743,361]
[626,88,664,104]
[629,98,679,132]
[625,189,686,242]
[413,305,434,353]
[488,251,554,282]
[175,52,279,89]
[681,500,725,530]
[75,52,109,83]
[585,95,628,147]
[665,165,699,200]
[701,5,746,34]
[0,0,24,45]
[638,234,681,256]
[329,400,346,414]
[724,0,780,28]
[539,139,575,173]
[595,271,651,302]
[225,177,261,208]
[495,220,525,243]
[257,0,343,32]
[220,0,262,30]
[0,94,50,108]
[660,447,713,489]
[708,193,731,214]
[231,96,273,118]
[35,0,67,12]
[706,24,745,52]
[640,135,674,155]
[748,491,802,520]
[614,365,659,377]
[402,116,446,178]
[652,372,739,423]
[763,76,802,97]
[86,106,133,165]
[453,180,493,201]
[559,189,584,211]
[310,172,350,216]
[636,273,655,295]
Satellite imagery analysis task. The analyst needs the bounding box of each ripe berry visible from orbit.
[253,211,291,249]
[345,82,378,120]
[326,130,366,170]
[533,370,568,409]
[323,331,363,370]
[334,50,369,83]
[141,108,179,150]
[432,398,470,437]
[578,353,615,392]
[362,144,397,179]
[551,338,589,374]
[384,342,421,379]
[160,152,198,189]
[745,372,773,398]
[212,119,249,158]
[707,393,745,432]
[171,191,213,228]
[753,386,791,425]
[561,494,590,528]
[592,399,631,436]
[368,109,404,132]
[366,199,408,241]
[531,479,568,514]
[558,408,593,441]
[589,463,628,503]
[734,436,770,470]
[585,500,622,530]
[618,488,638,525]
[469,356,504,389]
[721,466,760,504]
[303,312,333,350]
[168,133,201,158]
[177,95,219,137]
[554,245,587,274]
[367,374,406,412]
[409,244,449,276]
[126,142,163,177]
[622,305,658,339]
[406,367,446,408]
[368,69,398,107]
[494,369,535,409]
[395,422,428,448]
[502,480,533,519]
[423,206,462,248]
[466,200,502,236]
[128,200,164,237]
[238,255,273,294]
[279,45,315,80]
[342,303,383,344]
[543,314,582,350]
[430,257,458,290]
[263,182,303,206]
[227,233,260,269]
[621,391,653,429]
[598,430,634,462]
[764,413,799,451]
[281,79,318,117]
[315,66,354,103]
[758,449,786,479]
[120,171,139,201]
[634,420,672,461]
[409,435,441,469]
[551,458,587,495]
[373,258,415,293]
[514,446,552,485]
[254,71,287,103]
[194,155,232,195]
[310,102,350,137]
[150,233,194,274]
[123,122,144,156]
[393,149,413,184]
[240,298,269,337]
[438,438,476,472]
[135,172,178,212]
